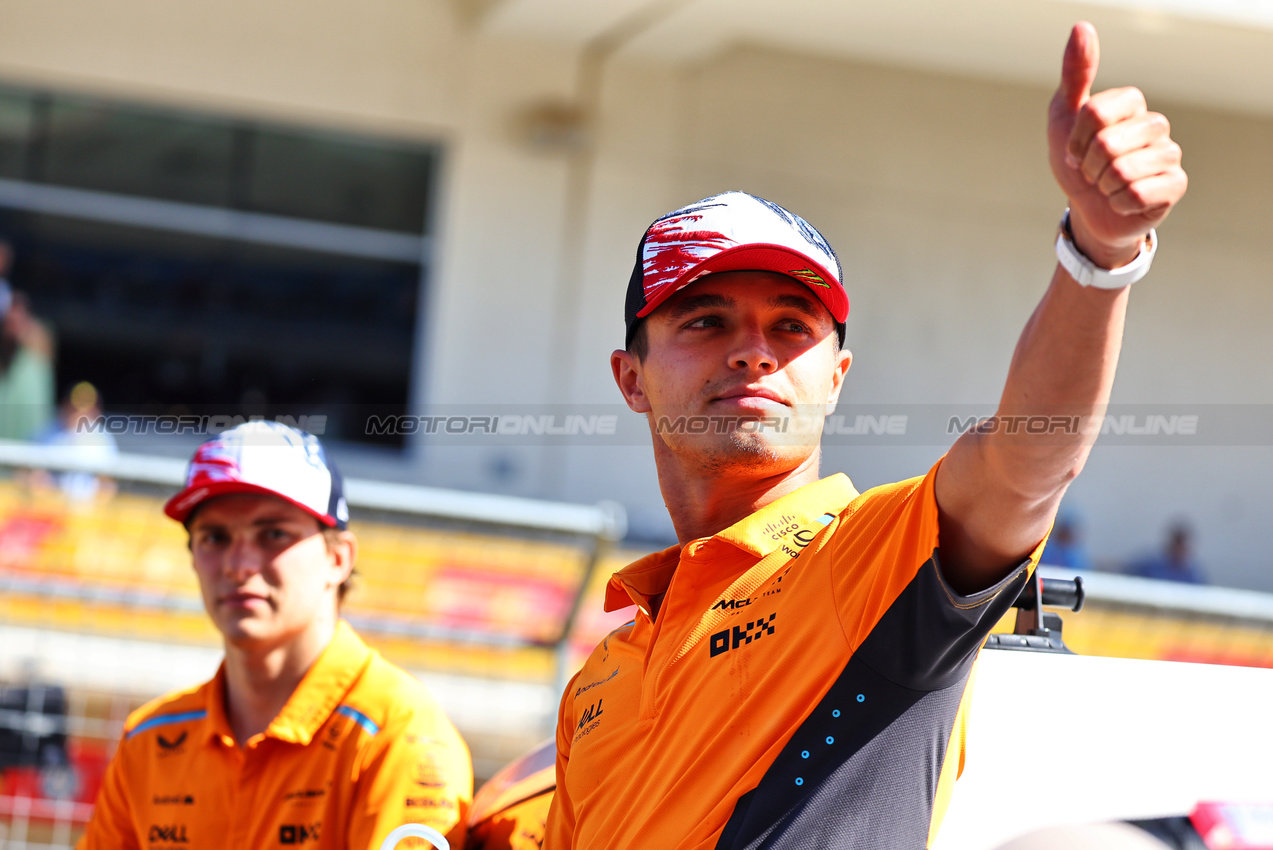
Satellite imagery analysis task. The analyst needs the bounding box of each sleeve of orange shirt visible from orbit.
[76,734,141,850]
[543,669,581,850]
[346,708,473,850]
[828,458,1041,691]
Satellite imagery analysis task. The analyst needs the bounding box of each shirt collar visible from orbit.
[604,473,858,613]
[715,472,857,558]
[203,620,373,747]
[604,545,679,613]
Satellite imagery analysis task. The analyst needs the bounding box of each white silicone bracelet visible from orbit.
[1055,208,1157,289]
[379,824,449,850]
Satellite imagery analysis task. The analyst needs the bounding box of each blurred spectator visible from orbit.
[33,381,118,502]
[1040,511,1093,571]
[0,241,55,441]
[1126,522,1206,585]
[0,680,70,775]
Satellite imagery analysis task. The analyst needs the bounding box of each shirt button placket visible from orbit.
[228,743,256,846]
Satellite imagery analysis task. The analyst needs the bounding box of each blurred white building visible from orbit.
[0,0,1271,588]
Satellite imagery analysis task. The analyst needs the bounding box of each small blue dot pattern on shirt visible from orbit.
[857,694,865,703]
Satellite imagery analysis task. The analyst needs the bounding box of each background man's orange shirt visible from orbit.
[79,621,472,850]
[547,463,1045,849]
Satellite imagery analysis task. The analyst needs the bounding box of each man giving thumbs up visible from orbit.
[543,22,1186,850]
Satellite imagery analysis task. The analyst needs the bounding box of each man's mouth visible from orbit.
[714,386,788,406]
[220,591,268,608]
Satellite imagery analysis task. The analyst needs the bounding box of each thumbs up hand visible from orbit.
[1048,22,1187,269]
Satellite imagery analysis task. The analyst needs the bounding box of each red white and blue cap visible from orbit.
[625,191,848,345]
[163,421,349,529]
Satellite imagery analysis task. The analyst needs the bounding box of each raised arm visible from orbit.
[935,22,1187,594]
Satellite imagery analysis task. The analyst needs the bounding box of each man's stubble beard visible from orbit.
[680,429,816,478]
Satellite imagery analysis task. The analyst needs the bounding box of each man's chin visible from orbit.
[216,616,280,648]
[692,434,815,476]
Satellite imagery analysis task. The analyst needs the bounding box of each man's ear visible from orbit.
[611,349,651,413]
[328,531,357,588]
[825,348,853,415]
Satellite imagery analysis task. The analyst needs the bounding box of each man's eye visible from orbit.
[685,315,722,329]
[779,320,811,334]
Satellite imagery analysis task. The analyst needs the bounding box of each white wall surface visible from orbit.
[0,0,1269,587]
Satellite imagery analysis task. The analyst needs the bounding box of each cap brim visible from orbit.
[163,481,339,527]
[635,243,849,324]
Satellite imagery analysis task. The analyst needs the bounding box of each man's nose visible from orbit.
[224,538,263,581]
[728,326,777,372]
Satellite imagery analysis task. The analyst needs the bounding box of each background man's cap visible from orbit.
[163,421,349,529]
[624,191,848,346]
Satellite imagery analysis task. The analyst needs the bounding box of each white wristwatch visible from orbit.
[1055,208,1157,289]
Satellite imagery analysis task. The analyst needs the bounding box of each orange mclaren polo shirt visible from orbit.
[546,462,1045,850]
[79,621,472,850]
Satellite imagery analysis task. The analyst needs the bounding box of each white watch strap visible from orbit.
[1055,208,1157,289]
